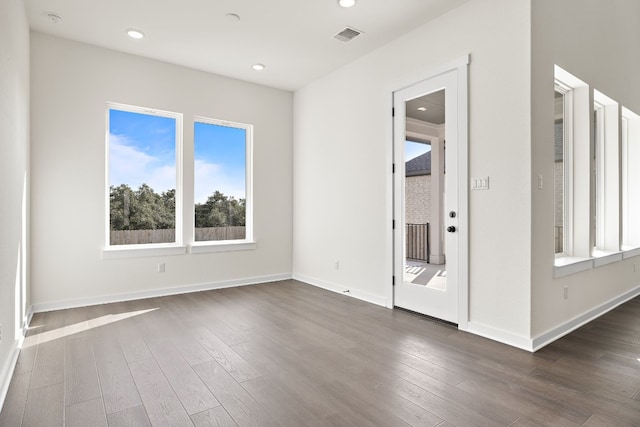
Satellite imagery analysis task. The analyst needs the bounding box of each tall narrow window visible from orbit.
[107,104,182,246]
[593,101,604,250]
[554,87,571,255]
[622,107,640,249]
[194,118,252,243]
[592,90,619,255]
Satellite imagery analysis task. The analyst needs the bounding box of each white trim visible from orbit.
[553,257,592,278]
[0,344,20,414]
[622,247,640,259]
[102,245,187,259]
[193,116,254,244]
[462,322,533,352]
[30,273,292,313]
[532,285,640,351]
[389,54,470,327]
[292,273,388,307]
[0,307,30,413]
[105,102,184,249]
[592,251,623,268]
[189,241,256,254]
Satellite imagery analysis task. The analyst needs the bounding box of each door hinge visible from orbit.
[392,276,396,286]
[392,107,395,117]
[392,163,395,173]
[392,219,395,229]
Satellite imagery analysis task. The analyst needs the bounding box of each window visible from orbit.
[592,90,619,255]
[106,103,183,247]
[193,118,252,243]
[554,86,570,255]
[554,65,590,262]
[622,107,640,249]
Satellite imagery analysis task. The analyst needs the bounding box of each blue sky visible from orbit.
[194,122,246,203]
[405,140,431,161]
[109,109,246,203]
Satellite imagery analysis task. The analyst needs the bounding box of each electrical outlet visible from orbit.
[158,263,166,273]
[538,174,543,190]
[563,286,569,300]
[335,261,340,270]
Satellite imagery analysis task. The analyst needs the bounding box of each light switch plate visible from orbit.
[471,177,489,190]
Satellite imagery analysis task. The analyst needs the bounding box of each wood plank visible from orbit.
[21,382,64,427]
[147,340,220,415]
[128,357,193,426]
[193,360,278,427]
[191,406,238,427]
[65,397,108,427]
[106,405,152,427]
[65,335,102,406]
[190,326,261,382]
[29,338,64,389]
[92,329,143,415]
[0,371,30,426]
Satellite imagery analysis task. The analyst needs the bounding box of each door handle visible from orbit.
[447,226,456,233]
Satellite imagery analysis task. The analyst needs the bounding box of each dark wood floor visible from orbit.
[1,280,639,426]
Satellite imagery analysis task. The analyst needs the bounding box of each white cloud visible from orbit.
[194,158,245,203]
[109,134,176,193]
[110,134,245,200]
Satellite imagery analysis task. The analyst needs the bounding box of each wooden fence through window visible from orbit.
[110,226,246,245]
[406,223,429,261]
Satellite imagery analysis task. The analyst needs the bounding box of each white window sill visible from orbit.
[592,250,623,267]
[554,257,592,278]
[102,244,187,259]
[189,240,256,254]
[621,246,640,259]
[554,248,639,278]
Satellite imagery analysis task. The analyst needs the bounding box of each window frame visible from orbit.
[553,65,592,269]
[592,90,620,257]
[103,102,185,258]
[554,81,574,258]
[621,107,640,250]
[190,116,254,253]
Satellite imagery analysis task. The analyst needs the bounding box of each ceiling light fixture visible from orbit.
[225,13,241,22]
[252,63,266,71]
[126,28,145,39]
[417,107,427,111]
[338,0,356,8]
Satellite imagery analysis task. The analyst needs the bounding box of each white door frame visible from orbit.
[388,55,469,329]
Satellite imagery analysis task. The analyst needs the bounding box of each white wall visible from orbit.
[294,0,532,340]
[30,33,293,308]
[0,0,30,407]
[531,0,640,338]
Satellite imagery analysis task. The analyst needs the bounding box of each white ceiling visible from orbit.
[24,0,469,92]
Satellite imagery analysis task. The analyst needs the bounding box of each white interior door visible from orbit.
[393,67,464,324]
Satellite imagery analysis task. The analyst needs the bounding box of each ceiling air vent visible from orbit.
[334,27,362,43]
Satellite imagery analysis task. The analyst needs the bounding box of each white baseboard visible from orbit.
[461,322,534,352]
[531,285,640,351]
[292,273,388,307]
[30,273,293,313]
[0,340,21,415]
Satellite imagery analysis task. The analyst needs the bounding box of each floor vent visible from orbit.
[334,27,362,42]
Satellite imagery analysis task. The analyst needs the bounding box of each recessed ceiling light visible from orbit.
[252,63,265,71]
[338,0,356,8]
[46,13,63,24]
[225,13,241,22]
[126,28,145,39]
[417,107,427,111]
